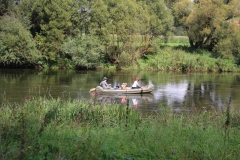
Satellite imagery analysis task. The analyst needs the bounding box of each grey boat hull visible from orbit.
[94,84,154,94]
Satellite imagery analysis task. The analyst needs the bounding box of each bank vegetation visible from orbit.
[0,0,240,72]
[1,95,240,159]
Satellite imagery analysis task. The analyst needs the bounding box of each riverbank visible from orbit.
[95,36,240,72]
[94,36,239,72]
[1,96,239,159]
[119,46,240,72]
[1,38,239,73]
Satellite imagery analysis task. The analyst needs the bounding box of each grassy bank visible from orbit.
[126,46,239,72]
[117,36,239,72]
[1,96,240,159]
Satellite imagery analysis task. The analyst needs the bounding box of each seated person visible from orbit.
[131,78,141,89]
[121,83,127,89]
[115,85,121,90]
[100,77,111,89]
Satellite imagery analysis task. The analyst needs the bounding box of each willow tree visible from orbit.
[89,0,174,67]
[106,0,145,65]
[28,0,79,65]
[87,0,142,66]
[62,35,104,69]
[74,0,91,35]
[142,0,174,37]
[212,0,240,64]
[173,0,240,51]
[89,0,110,47]
[0,0,15,15]
[0,15,40,67]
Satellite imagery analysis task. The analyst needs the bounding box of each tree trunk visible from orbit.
[189,38,194,48]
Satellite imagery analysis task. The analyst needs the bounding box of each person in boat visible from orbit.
[131,78,141,89]
[100,77,111,89]
[115,85,121,90]
[121,83,127,89]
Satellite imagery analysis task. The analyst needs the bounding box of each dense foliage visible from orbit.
[173,0,240,60]
[0,0,240,69]
[0,15,39,67]
[1,96,240,159]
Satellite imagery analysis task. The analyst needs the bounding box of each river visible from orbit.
[1,69,240,114]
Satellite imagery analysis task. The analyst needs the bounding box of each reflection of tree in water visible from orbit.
[153,82,188,110]
[153,76,240,112]
[185,81,232,111]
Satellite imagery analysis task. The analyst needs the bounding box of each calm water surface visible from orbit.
[1,69,240,114]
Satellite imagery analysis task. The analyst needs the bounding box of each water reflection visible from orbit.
[1,69,240,113]
[152,79,238,112]
[91,93,155,115]
[154,81,188,108]
[91,93,154,110]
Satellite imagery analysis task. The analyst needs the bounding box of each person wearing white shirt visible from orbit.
[131,78,141,89]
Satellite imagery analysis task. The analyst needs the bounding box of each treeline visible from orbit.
[0,0,239,70]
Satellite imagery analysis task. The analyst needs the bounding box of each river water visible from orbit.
[1,69,240,114]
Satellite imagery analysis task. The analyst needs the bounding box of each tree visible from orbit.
[89,0,110,42]
[105,0,144,64]
[173,0,240,51]
[62,35,104,69]
[0,15,40,67]
[0,0,14,16]
[213,22,240,64]
[143,0,174,38]
[30,0,79,64]
[0,0,174,69]
[88,0,173,67]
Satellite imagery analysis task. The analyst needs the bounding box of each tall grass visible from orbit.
[136,47,239,72]
[1,96,240,159]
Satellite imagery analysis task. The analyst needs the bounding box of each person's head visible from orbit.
[103,77,107,81]
[136,77,140,81]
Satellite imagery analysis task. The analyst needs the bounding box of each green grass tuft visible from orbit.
[1,97,240,159]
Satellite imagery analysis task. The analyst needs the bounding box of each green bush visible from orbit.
[0,15,40,68]
[62,36,105,69]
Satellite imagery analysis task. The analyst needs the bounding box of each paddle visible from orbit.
[89,88,95,92]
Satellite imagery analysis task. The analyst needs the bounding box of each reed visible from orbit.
[0,96,240,159]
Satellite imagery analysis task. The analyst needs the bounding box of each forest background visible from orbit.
[0,0,240,72]
[1,1,240,159]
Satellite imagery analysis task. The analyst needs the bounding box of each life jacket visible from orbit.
[121,83,127,89]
